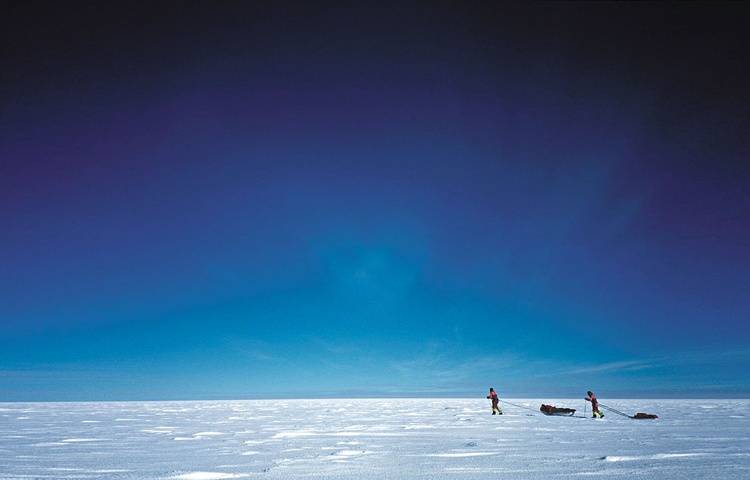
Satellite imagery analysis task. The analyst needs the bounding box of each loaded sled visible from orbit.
[540,404,576,416]
[631,412,659,419]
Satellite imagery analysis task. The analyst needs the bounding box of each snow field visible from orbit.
[0,398,748,479]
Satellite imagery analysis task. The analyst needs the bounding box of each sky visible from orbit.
[2,1,749,401]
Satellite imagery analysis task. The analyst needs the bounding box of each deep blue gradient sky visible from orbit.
[2,2,749,400]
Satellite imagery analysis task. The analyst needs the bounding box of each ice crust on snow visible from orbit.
[0,398,748,479]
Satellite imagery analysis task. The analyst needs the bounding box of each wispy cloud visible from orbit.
[560,359,656,375]
[382,342,750,395]
[388,347,534,385]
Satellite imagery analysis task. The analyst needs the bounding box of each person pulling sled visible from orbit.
[585,390,604,418]
[487,388,503,415]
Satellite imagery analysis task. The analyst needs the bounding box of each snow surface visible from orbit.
[0,398,748,479]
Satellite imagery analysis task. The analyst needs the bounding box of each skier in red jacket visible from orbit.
[585,390,604,418]
[486,388,503,415]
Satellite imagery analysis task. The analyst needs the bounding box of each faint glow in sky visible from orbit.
[1,2,749,400]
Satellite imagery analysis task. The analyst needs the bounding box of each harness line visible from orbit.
[598,402,631,418]
[497,399,539,414]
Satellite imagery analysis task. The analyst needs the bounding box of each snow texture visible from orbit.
[0,398,748,479]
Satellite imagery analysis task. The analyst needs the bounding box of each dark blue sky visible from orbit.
[2,2,749,400]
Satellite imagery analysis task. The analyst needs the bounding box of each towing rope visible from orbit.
[497,399,539,414]
[598,402,632,418]
[489,398,641,418]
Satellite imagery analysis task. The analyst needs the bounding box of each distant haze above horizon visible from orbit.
[2,2,749,401]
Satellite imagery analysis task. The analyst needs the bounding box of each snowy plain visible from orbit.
[1,398,748,479]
